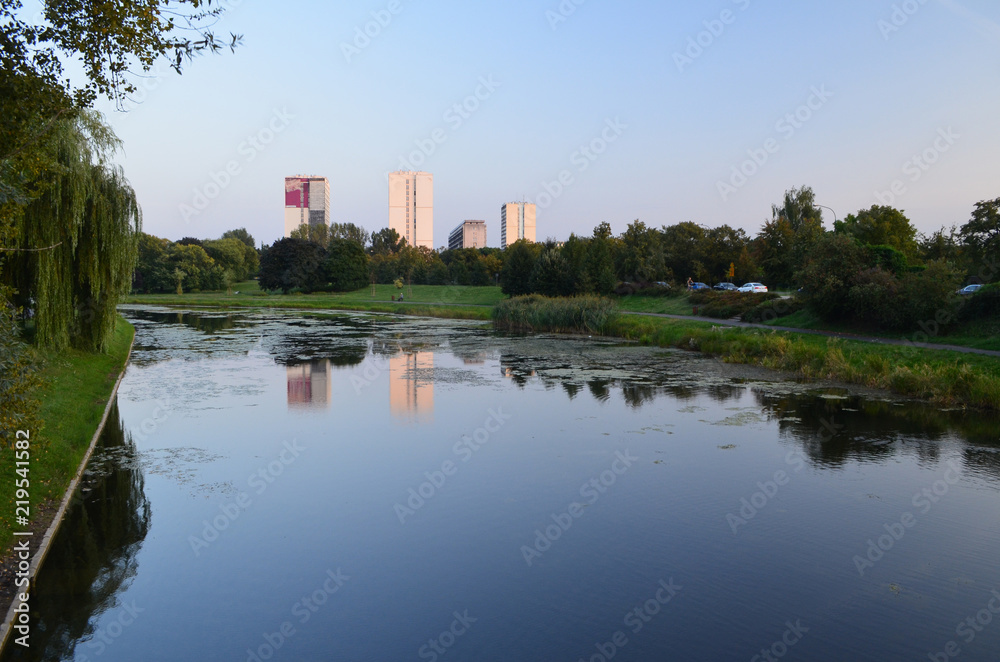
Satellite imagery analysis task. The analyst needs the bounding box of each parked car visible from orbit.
[689,282,711,291]
[738,282,768,293]
[713,282,737,291]
[957,284,982,296]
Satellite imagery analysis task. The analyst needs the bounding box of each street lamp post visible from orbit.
[817,205,839,226]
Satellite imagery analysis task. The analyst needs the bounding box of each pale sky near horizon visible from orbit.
[81,0,1000,248]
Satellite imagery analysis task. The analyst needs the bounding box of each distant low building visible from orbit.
[500,202,536,249]
[284,176,330,237]
[448,220,487,250]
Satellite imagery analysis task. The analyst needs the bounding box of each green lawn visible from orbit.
[335,283,503,305]
[128,282,502,309]
[761,308,839,330]
[616,294,696,316]
[125,283,499,321]
[929,319,1000,352]
[761,306,1000,352]
[0,318,135,557]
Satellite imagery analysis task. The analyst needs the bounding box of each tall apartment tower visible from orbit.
[388,171,433,249]
[448,220,487,250]
[284,176,330,237]
[500,202,536,249]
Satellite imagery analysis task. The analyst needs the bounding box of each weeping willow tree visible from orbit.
[1,111,140,352]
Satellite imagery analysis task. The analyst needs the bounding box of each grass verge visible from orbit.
[610,314,1000,410]
[0,318,135,557]
[126,283,496,321]
[616,293,694,316]
[762,306,1000,352]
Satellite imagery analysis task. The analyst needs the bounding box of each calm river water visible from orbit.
[4,306,1000,661]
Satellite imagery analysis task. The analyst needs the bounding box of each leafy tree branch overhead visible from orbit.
[0,0,241,107]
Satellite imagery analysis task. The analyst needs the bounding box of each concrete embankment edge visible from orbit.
[0,331,136,655]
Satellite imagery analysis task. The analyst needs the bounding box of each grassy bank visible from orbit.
[616,294,695,316]
[610,314,1000,410]
[486,294,999,409]
[618,289,1000,352]
[762,307,1000,352]
[0,318,135,556]
[126,281,496,320]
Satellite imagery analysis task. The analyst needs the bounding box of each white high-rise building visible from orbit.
[500,202,536,249]
[284,176,330,238]
[388,171,433,249]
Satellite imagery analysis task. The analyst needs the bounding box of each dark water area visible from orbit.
[4,306,1000,661]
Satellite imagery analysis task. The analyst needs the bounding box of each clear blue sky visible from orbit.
[92,0,1000,248]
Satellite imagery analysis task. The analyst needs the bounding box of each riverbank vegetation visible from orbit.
[0,319,134,557]
[126,281,497,320]
[487,295,999,409]
[492,295,619,334]
[609,315,1000,411]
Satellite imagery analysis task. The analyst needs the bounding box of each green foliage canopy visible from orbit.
[2,112,139,351]
[500,240,541,296]
[258,237,327,294]
[835,205,919,258]
[960,198,1000,282]
[326,238,369,292]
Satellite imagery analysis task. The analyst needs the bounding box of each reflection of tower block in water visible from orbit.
[287,360,332,409]
[390,352,434,424]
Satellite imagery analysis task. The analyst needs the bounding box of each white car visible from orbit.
[738,282,768,293]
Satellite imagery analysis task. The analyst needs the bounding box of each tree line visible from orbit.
[143,186,998,314]
[500,187,996,297]
[133,230,259,294]
[496,187,998,332]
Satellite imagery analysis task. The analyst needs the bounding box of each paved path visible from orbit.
[625,312,1000,358]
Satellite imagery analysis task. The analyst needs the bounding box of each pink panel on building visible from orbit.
[284,178,309,208]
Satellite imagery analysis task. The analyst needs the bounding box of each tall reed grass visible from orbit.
[492,295,619,334]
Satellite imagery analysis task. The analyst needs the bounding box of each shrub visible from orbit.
[0,295,40,448]
[688,290,714,305]
[848,267,900,329]
[960,283,1000,322]
[741,297,805,323]
[868,244,909,276]
[894,259,962,329]
[618,281,675,298]
[689,290,779,319]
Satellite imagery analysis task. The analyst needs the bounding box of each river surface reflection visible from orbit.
[4,306,1000,661]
